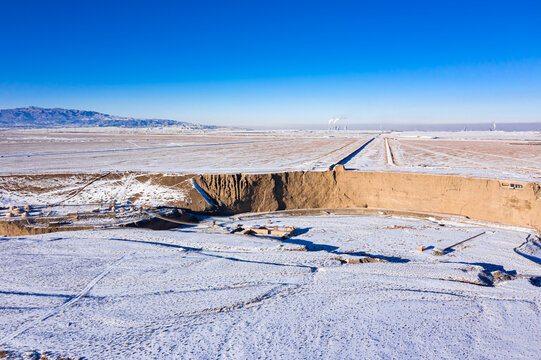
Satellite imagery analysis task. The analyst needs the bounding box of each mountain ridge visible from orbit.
[0,107,214,129]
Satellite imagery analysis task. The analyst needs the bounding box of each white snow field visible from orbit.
[1,128,540,180]
[0,129,370,174]
[1,214,540,359]
[1,128,540,359]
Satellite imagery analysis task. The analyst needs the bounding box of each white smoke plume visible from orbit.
[328,116,344,130]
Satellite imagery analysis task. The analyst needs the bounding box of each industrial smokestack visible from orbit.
[328,118,335,130]
[328,116,345,130]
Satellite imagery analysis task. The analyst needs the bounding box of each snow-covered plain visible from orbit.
[1,128,539,180]
[340,134,541,181]
[0,129,367,174]
[1,214,540,359]
[1,128,540,359]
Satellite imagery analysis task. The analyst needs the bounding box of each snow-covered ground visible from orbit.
[1,128,540,359]
[1,214,540,359]
[1,128,540,180]
[0,173,191,209]
[330,133,541,181]
[0,129,367,174]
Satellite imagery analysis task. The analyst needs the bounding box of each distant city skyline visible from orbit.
[1,0,540,126]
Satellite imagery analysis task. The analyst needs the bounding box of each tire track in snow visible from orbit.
[414,142,541,171]
[114,172,135,204]
[1,139,294,159]
[397,140,512,170]
[0,254,129,344]
[182,283,303,318]
[109,237,318,273]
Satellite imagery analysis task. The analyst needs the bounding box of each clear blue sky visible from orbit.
[1,0,540,125]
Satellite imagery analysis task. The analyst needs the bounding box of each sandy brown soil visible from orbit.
[196,168,541,230]
[2,169,540,234]
[1,130,539,235]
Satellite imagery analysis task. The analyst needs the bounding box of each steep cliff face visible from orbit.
[195,170,541,229]
[196,173,282,213]
[196,171,340,214]
[2,170,539,229]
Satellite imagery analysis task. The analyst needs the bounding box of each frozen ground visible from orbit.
[1,127,540,359]
[0,129,368,174]
[1,128,539,181]
[0,173,192,209]
[387,137,541,181]
[335,134,541,181]
[1,214,540,359]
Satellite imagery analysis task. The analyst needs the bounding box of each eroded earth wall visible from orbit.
[195,169,541,229]
[2,170,540,229]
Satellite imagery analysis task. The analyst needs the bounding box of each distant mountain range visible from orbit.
[0,107,215,129]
